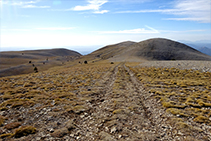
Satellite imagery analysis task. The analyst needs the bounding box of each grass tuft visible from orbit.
[14,126,37,138]
[4,122,21,130]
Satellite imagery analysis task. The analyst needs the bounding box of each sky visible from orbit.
[0,0,211,52]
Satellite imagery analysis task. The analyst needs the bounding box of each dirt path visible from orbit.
[71,63,174,140]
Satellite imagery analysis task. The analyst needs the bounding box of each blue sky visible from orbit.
[0,0,211,52]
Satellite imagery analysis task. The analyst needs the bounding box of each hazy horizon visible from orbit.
[1,0,211,52]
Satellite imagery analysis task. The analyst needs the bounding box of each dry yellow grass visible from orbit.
[1,60,210,140]
[128,66,211,127]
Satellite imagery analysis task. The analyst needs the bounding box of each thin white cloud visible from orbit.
[11,1,37,6]
[113,0,152,4]
[93,10,109,14]
[165,17,209,23]
[117,0,211,23]
[22,5,50,8]
[3,0,50,9]
[96,26,206,34]
[117,9,181,13]
[36,27,75,30]
[160,29,206,33]
[97,26,159,34]
[1,29,31,32]
[2,27,75,32]
[72,0,109,14]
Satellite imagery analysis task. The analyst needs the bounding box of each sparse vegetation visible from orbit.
[0,59,210,140]
[51,127,68,138]
[0,116,4,126]
[4,122,21,130]
[0,133,13,138]
[129,66,211,127]
[0,62,113,139]
[14,126,36,138]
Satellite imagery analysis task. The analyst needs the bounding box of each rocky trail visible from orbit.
[51,63,175,141]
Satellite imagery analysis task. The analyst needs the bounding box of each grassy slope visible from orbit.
[0,49,81,77]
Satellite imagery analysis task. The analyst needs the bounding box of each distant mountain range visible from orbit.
[197,47,211,56]
[179,41,211,56]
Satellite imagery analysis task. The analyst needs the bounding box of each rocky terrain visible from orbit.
[0,60,211,141]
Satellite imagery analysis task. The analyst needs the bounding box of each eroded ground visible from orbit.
[0,61,211,140]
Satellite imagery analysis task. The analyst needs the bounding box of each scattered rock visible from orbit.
[47,128,54,133]
[51,127,68,138]
[65,119,76,131]
[110,126,117,133]
[70,133,74,137]
[112,109,125,114]
[72,105,87,114]
[99,131,116,141]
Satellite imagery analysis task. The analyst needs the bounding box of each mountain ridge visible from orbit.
[88,38,211,61]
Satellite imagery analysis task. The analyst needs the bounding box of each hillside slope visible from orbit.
[89,38,211,61]
[0,48,81,60]
[89,41,136,60]
[0,48,81,77]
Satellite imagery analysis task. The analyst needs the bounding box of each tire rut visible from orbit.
[73,63,121,140]
[123,64,155,126]
[123,63,175,140]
